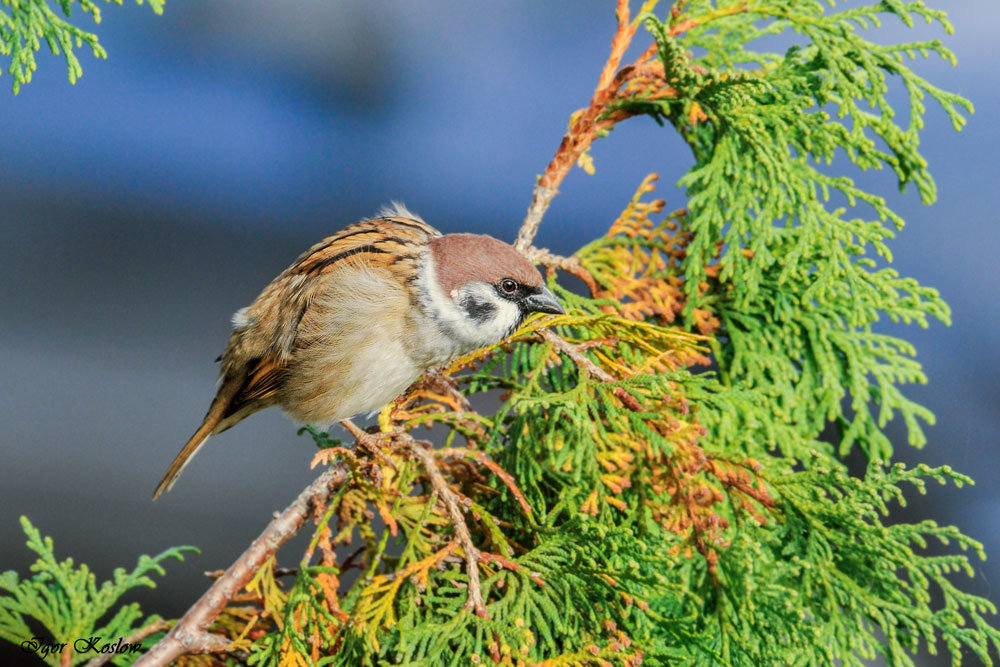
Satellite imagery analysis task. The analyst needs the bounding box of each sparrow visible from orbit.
[153,205,564,498]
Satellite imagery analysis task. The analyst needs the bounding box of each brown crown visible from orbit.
[429,234,543,295]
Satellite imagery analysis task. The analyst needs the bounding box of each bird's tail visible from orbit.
[153,377,245,499]
[152,419,217,500]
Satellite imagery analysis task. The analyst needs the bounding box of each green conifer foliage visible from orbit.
[223,2,994,664]
[0,0,163,94]
[230,167,996,666]
[0,517,194,667]
[629,2,971,461]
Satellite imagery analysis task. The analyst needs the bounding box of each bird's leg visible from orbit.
[339,419,399,471]
[420,368,471,412]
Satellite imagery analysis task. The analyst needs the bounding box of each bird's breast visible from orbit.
[279,322,424,426]
[276,265,426,426]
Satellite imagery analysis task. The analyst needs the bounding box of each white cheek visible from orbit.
[453,283,522,346]
[488,298,523,341]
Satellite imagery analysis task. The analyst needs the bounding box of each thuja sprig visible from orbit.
[636,2,968,460]
[0,0,163,94]
[0,516,194,667]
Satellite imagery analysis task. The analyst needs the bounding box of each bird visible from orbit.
[152,205,564,499]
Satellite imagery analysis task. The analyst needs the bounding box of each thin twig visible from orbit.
[479,551,545,587]
[340,418,399,470]
[515,0,640,252]
[436,447,533,518]
[516,184,558,253]
[541,329,644,411]
[421,368,472,411]
[82,620,170,667]
[515,0,710,253]
[134,465,351,667]
[526,246,600,295]
[205,566,298,579]
[406,439,489,618]
[524,247,583,273]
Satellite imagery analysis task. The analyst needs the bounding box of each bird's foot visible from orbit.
[420,368,471,411]
[339,419,401,472]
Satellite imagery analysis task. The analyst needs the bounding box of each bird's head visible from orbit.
[416,233,564,354]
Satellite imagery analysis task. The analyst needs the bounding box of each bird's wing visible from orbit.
[223,355,285,419]
[154,216,439,497]
[216,216,441,419]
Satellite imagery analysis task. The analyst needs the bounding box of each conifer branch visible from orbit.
[339,418,399,471]
[436,448,533,517]
[515,0,709,252]
[516,0,645,251]
[134,465,350,667]
[405,438,489,618]
[525,246,600,295]
[541,328,644,411]
[81,620,169,667]
[524,247,581,272]
[0,0,163,94]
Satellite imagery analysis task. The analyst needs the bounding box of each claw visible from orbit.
[339,419,399,471]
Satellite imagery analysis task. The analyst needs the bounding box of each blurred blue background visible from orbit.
[0,2,996,664]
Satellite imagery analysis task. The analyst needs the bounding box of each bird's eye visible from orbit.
[500,279,518,294]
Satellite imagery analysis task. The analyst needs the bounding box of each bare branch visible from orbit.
[340,418,399,470]
[134,464,350,667]
[524,246,583,273]
[83,620,170,667]
[525,246,600,296]
[515,184,559,253]
[515,1,641,252]
[436,447,533,517]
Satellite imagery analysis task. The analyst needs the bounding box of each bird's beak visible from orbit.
[523,287,565,315]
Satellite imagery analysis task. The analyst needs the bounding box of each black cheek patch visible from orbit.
[460,295,498,323]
